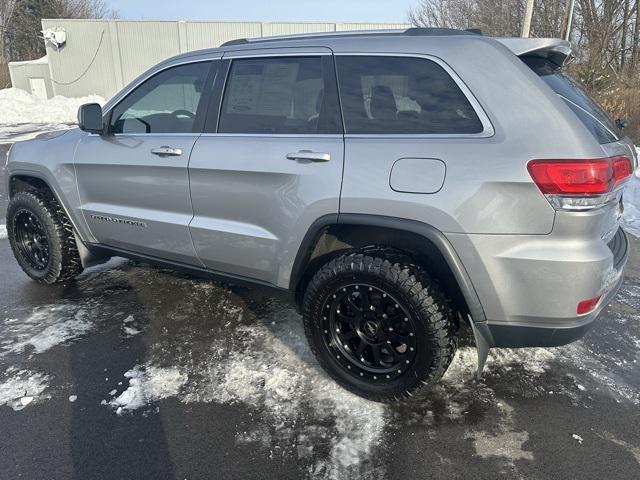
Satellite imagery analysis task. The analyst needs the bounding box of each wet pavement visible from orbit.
[1,137,639,479]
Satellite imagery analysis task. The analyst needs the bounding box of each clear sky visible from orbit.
[106,0,418,23]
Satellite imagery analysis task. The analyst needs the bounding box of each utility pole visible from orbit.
[564,0,576,41]
[522,0,535,37]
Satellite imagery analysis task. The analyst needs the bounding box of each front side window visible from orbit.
[110,62,212,134]
[336,56,484,135]
[218,56,340,134]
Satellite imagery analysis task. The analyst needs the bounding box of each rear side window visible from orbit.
[111,62,212,134]
[218,56,341,134]
[523,58,620,145]
[335,56,484,135]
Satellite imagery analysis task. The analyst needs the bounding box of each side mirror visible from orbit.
[78,103,104,134]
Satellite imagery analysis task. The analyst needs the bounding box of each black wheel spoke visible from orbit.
[360,290,372,310]
[371,344,382,365]
[321,283,418,379]
[341,330,358,341]
[346,296,361,313]
[13,210,50,271]
[336,312,358,326]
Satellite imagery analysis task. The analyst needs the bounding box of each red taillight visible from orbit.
[528,156,632,196]
[577,296,601,315]
[612,156,633,189]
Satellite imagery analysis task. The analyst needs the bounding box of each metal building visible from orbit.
[8,19,410,100]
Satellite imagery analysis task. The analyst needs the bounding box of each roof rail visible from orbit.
[220,27,481,47]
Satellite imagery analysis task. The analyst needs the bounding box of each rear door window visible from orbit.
[335,56,484,135]
[218,56,342,134]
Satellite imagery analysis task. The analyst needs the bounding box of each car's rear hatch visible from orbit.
[498,37,637,245]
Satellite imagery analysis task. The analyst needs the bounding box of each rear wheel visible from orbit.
[7,191,83,284]
[302,250,457,402]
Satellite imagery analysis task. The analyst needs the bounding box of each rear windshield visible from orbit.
[522,57,620,144]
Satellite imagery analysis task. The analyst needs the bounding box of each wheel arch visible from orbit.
[7,172,103,268]
[291,214,486,323]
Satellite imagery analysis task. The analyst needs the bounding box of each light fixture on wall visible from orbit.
[42,28,67,49]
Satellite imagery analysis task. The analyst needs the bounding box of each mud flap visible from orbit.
[468,315,493,379]
[73,231,108,269]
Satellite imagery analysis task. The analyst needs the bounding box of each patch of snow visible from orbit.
[469,400,534,462]
[1,305,94,357]
[108,365,186,414]
[623,174,640,237]
[121,315,142,337]
[572,434,584,444]
[0,368,50,411]
[123,326,141,337]
[0,224,6,240]
[181,313,387,480]
[0,88,104,127]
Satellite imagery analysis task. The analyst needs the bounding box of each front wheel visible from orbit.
[302,251,457,402]
[7,191,83,284]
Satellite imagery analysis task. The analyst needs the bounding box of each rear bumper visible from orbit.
[448,226,630,348]
[487,260,626,347]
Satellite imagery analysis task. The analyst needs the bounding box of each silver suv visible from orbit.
[5,28,636,401]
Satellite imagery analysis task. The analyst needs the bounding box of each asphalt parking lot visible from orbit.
[1,139,639,479]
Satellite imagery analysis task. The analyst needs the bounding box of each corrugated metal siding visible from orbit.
[42,19,118,99]
[39,20,410,100]
[116,21,181,84]
[262,22,336,36]
[185,22,262,51]
[335,22,409,31]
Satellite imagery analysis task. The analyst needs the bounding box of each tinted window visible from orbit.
[540,72,620,144]
[335,56,483,135]
[219,57,340,134]
[111,62,211,134]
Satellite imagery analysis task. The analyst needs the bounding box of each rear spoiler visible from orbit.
[495,38,572,67]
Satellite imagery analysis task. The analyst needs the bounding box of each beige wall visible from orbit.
[8,61,54,98]
[39,19,410,100]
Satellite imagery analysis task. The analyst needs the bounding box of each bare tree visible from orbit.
[0,0,115,87]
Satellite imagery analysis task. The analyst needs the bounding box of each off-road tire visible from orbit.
[7,191,83,284]
[302,250,458,402]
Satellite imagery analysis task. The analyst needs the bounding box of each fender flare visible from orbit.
[7,169,100,268]
[290,213,487,324]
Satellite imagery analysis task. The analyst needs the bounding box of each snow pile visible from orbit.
[0,88,104,126]
[622,146,640,236]
[182,312,387,480]
[0,367,50,411]
[0,225,6,240]
[108,365,186,415]
[1,304,96,358]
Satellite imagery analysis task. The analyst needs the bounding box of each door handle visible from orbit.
[151,146,183,157]
[286,150,331,162]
